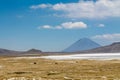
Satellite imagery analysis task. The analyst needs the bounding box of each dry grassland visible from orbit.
[0,57,120,80]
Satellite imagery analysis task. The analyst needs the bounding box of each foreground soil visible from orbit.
[0,57,120,80]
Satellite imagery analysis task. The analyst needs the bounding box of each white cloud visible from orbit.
[98,24,105,27]
[92,33,120,45]
[31,0,120,18]
[92,33,120,41]
[30,4,51,9]
[39,25,53,29]
[39,21,87,30]
[61,22,87,29]
[55,26,63,29]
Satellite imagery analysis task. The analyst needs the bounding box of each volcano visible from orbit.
[63,38,101,52]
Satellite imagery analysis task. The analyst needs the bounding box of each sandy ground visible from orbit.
[0,65,2,69]
[0,53,120,80]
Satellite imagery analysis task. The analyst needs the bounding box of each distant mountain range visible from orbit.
[0,48,42,56]
[80,42,120,53]
[0,38,120,56]
[63,38,101,52]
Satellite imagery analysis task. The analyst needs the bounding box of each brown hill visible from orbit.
[26,49,42,53]
[80,42,120,53]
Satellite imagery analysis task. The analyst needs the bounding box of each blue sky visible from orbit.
[0,0,120,52]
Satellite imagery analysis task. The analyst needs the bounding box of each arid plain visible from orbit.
[0,56,120,80]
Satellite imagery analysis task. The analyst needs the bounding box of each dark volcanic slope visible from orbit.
[0,48,18,53]
[63,38,101,52]
[81,42,120,53]
[0,48,21,55]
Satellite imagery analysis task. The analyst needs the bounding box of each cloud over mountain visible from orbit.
[92,33,120,44]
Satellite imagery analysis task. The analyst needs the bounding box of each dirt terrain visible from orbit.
[0,57,120,80]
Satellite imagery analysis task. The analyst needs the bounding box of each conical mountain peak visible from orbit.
[63,38,101,52]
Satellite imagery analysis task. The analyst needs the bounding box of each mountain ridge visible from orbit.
[0,48,42,56]
[80,42,120,53]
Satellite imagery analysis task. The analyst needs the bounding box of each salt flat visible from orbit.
[41,53,120,60]
[16,53,120,60]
